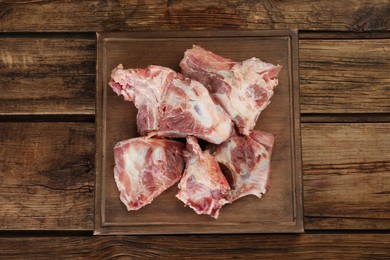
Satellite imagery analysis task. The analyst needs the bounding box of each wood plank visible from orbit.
[1,122,389,231]
[0,1,389,32]
[300,39,390,114]
[0,122,95,230]
[301,114,390,124]
[0,35,95,115]
[0,234,389,258]
[300,31,390,39]
[302,123,390,229]
[1,36,389,116]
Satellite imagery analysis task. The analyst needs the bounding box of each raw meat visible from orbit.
[180,45,282,135]
[176,136,231,219]
[109,64,234,144]
[113,136,185,210]
[210,130,275,202]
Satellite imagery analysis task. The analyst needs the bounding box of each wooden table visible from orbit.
[1,1,389,258]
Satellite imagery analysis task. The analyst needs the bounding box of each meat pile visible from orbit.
[109,45,281,219]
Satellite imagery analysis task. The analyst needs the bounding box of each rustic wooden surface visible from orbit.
[0,0,389,32]
[0,0,389,258]
[0,234,389,259]
[0,35,95,115]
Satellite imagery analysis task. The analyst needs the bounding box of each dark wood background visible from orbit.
[0,1,389,258]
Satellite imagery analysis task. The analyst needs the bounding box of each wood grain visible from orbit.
[0,35,95,115]
[0,0,389,32]
[1,122,388,231]
[0,234,389,258]
[0,123,95,230]
[302,123,390,229]
[300,39,390,114]
[0,0,388,257]
[2,36,389,116]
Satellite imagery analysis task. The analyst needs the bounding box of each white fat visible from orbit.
[221,141,236,163]
[172,78,233,143]
[111,65,127,85]
[123,143,149,199]
[190,101,212,128]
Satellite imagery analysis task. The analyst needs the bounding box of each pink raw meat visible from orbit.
[109,64,234,144]
[180,45,282,135]
[113,136,185,210]
[176,136,231,219]
[210,130,275,202]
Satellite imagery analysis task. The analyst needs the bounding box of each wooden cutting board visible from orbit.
[95,30,303,235]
